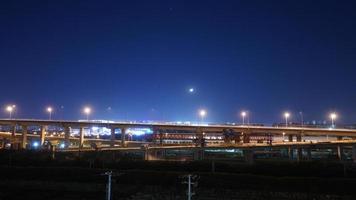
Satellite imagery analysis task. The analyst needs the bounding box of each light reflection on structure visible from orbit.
[69,127,153,138]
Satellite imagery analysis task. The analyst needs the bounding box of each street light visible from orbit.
[299,111,304,127]
[284,112,290,127]
[241,111,246,125]
[84,107,91,121]
[330,113,337,128]
[199,109,206,124]
[6,105,14,119]
[47,107,53,120]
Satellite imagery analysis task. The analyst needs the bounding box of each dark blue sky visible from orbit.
[1,0,355,124]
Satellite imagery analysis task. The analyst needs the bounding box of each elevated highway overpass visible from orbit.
[1,119,356,162]
[0,118,356,150]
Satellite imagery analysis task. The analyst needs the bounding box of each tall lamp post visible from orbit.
[284,112,290,127]
[84,107,91,121]
[47,107,53,120]
[6,105,14,119]
[299,111,304,127]
[199,109,206,124]
[241,111,246,125]
[330,113,337,128]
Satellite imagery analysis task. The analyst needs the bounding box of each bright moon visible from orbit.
[189,88,194,93]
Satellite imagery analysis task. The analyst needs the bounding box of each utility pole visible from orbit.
[104,171,112,200]
[102,171,123,200]
[182,174,199,200]
[188,175,191,200]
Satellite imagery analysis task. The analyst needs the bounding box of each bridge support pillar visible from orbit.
[11,125,17,149]
[0,138,5,149]
[337,145,343,161]
[79,127,85,149]
[243,134,250,144]
[110,127,116,147]
[243,149,254,164]
[162,149,166,159]
[306,148,312,160]
[352,145,356,163]
[159,131,163,146]
[195,128,204,147]
[288,135,293,142]
[154,149,158,159]
[296,148,302,162]
[234,133,242,144]
[144,148,157,161]
[296,134,302,142]
[121,127,126,147]
[153,128,163,146]
[144,149,149,160]
[288,147,293,160]
[193,149,204,161]
[64,126,71,148]
[21,125,28,149]
[40,125,46,147]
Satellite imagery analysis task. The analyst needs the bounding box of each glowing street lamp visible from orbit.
[199,109,207,124]
[284,112,290,127]
[6,105,14,119]
[330,113,337,128]
[47,107,53,120]
[83,107,91,121]
[241,111,247,125]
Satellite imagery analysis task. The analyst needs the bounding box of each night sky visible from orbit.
[1,0,355,124]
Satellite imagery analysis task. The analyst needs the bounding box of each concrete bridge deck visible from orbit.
[0,119,356,152]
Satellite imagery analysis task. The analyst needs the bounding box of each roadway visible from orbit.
[0,119,356,136]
